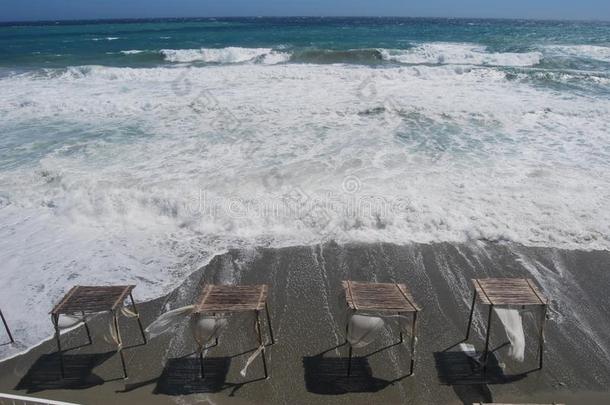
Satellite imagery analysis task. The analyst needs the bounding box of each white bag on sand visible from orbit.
[494,307,525,362]
[145,305,195,339]
[347,314,385,348]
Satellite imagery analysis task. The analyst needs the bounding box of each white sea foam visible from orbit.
[160,47,290,64]
[381,43,542,66]
[0,62,608,358]
[120,49,146,55]
[544,44,610,62]
[91,37,119,41]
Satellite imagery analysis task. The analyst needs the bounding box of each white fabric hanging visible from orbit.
[145,305,195,339]
[57,314,85,330]
[240,345,265,377]
[121,306,139,318]
[240,314,266,377]
[494,307,525,362]
[189,314,227,347]
[347,314,385,348]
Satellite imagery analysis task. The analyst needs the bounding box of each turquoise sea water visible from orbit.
[1,17,610,69]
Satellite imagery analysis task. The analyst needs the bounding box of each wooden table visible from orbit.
[341,280,421,376]
[193,284,274,379]
[465,278,549,372]
[51,285,146,379]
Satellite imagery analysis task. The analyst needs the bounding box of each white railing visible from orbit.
[0,393,80,405]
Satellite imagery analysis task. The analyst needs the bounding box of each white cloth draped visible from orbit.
[494,307,525,362]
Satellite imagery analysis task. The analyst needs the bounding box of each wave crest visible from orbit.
[157,44,541,67]
[381,43,542,67]
[160,47,290,64]
[544,45,610,62]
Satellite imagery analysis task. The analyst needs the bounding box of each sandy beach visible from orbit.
[1,242,609,404]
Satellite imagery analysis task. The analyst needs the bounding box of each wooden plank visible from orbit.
[346,281,358,310]
[525,278,548,305]
[473,278,547,306]
[395,283,421,312]
[342,281,419,312]
[111,285,135,311]
[195,284,269,313]
[51,286,80,314]
[52,285,135,314]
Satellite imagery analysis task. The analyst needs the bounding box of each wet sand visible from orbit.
[1,241,609,404]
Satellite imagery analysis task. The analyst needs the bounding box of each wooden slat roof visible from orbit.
[51,285,134,315]
[473,278,547,306]
[194,284,268,313]
[342,281,421,312]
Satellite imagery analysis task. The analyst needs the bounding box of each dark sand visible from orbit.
[1,242,609,404]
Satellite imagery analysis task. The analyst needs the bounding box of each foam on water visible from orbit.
[0,55,608,357]
[545,45,610,62]
[157,44,542,67]
[120,50,146,55]
[380,43,542,66]
[91,37,120,41]
[160,47,291,64]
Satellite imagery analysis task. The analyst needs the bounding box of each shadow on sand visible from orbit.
[15,351,116,393]
[303,343,409,395]
[154,357,231,395]
[152,353,267,396]
[434,350,528,405]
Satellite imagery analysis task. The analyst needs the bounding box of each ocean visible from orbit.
[0,17,609,357]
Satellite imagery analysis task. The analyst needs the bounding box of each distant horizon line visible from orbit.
[1,15,609,25]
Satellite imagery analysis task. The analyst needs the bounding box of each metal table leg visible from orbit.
[129,293,147,344]
[199,347,205,379]
[82,311,92,345]
[255,310,268,379]
[410,311,418,375]
[264,301,275,345]
[482,305,493,375]
[112,311,128,379]
[347,344,353,377]
[465,290,477,340]
[52,314,65,378]
[538,304,547,369]
[0,310,14,343]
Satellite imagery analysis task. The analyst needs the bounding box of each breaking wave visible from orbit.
[160,47,291,64]
[380,43,542,67]
[544,45,610,63]
[156,44,542,67]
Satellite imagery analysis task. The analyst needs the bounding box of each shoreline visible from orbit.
[1,241,609,404]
